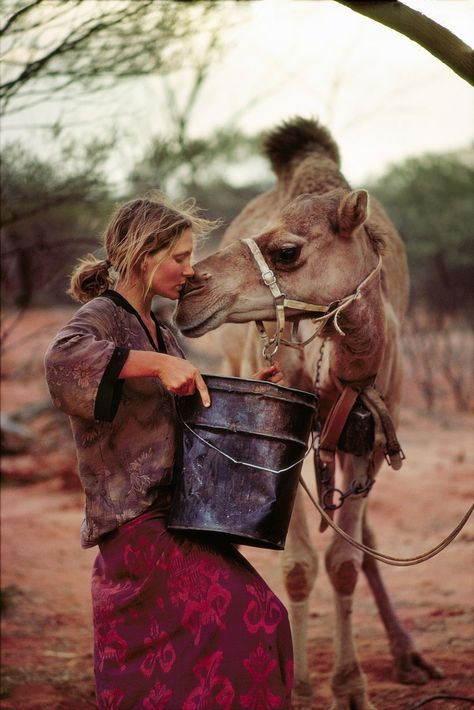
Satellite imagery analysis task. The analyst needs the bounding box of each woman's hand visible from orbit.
[155,355,211,406]
[119,351,211,406]
[252,360,284,385]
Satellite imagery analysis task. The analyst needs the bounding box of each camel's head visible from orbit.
[176,188,378,337]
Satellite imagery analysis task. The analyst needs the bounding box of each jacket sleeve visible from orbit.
[44,303,129,422]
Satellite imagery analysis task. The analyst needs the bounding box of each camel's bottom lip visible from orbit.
[176,310,223,338]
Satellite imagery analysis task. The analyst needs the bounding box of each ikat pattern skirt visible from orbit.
[92,506,293,709]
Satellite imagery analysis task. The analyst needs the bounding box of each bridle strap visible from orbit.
[244,238,287,360]
[243,237,329,313]
[243,237,383,360]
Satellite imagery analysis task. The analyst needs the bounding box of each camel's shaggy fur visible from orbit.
[176,118,442,709]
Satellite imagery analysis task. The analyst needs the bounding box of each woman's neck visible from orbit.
[115,281,152,321]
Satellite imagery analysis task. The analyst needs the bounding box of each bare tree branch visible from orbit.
[0,0,43,36]
[0,1,77,37]
[0,0,224,113]
[1,2,153,104]
[334,0,474,86]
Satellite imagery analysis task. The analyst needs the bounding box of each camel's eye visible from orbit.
[274,244,301,264]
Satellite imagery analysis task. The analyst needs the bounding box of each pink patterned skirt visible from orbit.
[91,503,293,709]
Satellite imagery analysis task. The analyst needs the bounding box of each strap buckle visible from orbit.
[384,447,406,468]
[261,269,276,286]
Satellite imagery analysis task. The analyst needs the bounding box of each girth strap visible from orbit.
[317,380,404,471]
[360,386,405,470]
[319,386,359,464]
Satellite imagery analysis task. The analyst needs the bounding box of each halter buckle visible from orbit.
[261,269,276,286]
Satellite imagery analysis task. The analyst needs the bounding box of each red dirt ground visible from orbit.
[1,309,473,710]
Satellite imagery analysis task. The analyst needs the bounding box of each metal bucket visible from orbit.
[168,375,317,550]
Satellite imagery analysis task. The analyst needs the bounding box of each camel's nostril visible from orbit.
[193,271,212,282]
[181,276,208,296]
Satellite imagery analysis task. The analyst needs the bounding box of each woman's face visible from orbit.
[142,228,194,300]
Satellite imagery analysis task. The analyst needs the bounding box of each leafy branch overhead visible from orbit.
[0,0,224,112]
[335,0,474,86]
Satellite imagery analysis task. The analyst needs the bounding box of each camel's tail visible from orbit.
[263,117,340,174]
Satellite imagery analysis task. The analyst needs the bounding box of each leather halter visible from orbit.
[243,237,383,361]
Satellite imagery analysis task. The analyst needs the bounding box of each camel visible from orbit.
[175,118,442,709]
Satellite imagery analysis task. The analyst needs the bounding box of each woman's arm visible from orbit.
[45,300,210,420]
[119,350,210,406]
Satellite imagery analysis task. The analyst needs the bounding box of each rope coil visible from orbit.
[299,475,474,567]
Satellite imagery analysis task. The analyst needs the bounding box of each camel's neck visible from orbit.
[330,279,386,388]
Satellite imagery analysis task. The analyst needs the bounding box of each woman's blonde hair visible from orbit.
[68,191,219,303]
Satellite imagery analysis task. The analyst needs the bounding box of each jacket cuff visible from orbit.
[94,347,129,422]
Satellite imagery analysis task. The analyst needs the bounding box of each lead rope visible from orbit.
[299,476,474,566]
[304,342,474,565]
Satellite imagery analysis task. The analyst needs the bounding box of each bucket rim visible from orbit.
[199,373,318,402]
[167,522,285,550]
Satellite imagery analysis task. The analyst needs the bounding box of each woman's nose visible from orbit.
[183,264,195,278]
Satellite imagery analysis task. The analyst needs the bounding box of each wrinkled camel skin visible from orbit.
[175,118,442,709]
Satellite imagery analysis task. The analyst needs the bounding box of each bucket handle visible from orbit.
[179,416,314,475]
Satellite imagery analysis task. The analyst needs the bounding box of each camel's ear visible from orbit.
[337,190,369,238]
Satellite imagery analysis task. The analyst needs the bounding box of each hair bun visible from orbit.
[68,254,113,303]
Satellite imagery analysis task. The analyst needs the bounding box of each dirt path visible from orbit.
[1,310,473,709]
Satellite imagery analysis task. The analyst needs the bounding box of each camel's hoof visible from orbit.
[330,692,376,710]
[330,664,375,710]
[393,651,444,685]
[291,679,313,709]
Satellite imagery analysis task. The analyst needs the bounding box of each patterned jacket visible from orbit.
[44,290,185,547]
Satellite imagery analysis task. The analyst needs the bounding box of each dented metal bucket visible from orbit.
[168,375,317,550]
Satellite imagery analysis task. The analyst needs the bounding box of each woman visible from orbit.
[44,193,293,710]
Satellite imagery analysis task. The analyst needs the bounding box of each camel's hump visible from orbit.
[263,117,341,174]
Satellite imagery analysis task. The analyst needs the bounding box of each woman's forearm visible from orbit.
[118,350,169,379]
[119,350,210,406]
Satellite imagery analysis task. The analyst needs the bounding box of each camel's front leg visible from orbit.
[325,455,376,710]
[282,488,318,709]
[361,519,443,685]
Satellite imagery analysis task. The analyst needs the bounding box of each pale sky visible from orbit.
[149,0,474,185]
[3,0,474,187]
